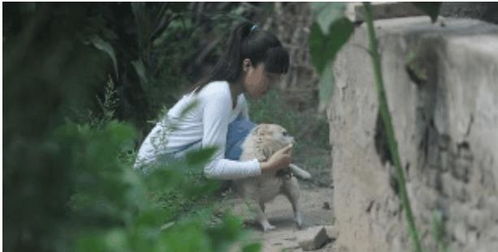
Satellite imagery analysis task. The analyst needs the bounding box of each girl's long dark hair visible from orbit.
[194,22,290,92]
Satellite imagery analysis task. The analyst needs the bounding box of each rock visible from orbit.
[324,225,338,240]
[297,226,331,251]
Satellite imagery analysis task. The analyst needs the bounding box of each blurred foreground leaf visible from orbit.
[309,18,354,74]
[88,35,119,78]
[311,2,347,35]
[309,7,353,112]
[413,3,441,23]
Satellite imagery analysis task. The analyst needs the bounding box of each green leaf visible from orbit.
[318,61,334,113]
[142,162,182,189]
[76,232,107,252]
[412,3,441,23]
[160,222,212,252]
[89,35,119,78]
[132,60,148,86]
[207,214,245,251]
[105,121,136,143]
[309,18,354,74]
[309,23,329,74]
[242,243,261,252]
[184,179,220,198]
[104,229,128,251]
[311,2,347,35]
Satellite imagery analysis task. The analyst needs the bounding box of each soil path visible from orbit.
[222,184,336,251]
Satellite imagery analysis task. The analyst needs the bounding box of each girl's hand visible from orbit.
[260,144,293,173]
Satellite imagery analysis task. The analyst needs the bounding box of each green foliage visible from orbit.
[309,19,354,74]
[311,2,347,36]
[102,3,197,129]
[61,77,246,252]
[4,4,111,251]
[413,3,442,23]
[432,210,449,252]
[87,35,119,78]
[4,3,252,252]
[249,90,301,135]
[243,243,263,252]
[80,2,262,134]
[93,76,120,126]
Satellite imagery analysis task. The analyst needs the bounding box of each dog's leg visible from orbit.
[254,201,275,232]
[283,177,303,229]
[259,202,266,213]
[245,199,275,232]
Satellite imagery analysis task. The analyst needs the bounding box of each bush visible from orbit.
[3,3,251,251]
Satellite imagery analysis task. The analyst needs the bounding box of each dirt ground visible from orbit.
[221,180,336,251]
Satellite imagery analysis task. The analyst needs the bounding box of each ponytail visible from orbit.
[194,22,289,92]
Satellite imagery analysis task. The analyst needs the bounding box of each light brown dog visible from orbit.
[235,123,311,232]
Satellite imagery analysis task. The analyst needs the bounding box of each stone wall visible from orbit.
[329,16,498,252]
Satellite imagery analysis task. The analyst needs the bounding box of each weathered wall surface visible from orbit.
[329,16,498,252]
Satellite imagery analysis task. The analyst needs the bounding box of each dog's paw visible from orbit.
[296,222,304,230]
[295,213,304,229]
[262,223,276,232]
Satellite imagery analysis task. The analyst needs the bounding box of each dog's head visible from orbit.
[251,124,295,159]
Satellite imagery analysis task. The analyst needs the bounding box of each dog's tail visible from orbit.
[289,163,312,179]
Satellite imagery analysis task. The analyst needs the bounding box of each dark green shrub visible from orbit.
[4,3,251,251]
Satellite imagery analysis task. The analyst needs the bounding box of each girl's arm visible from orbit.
[201,92,261,180]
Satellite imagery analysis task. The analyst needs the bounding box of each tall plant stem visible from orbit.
[363,2,423,252]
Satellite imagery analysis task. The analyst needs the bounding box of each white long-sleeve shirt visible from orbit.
[134,81,261,179]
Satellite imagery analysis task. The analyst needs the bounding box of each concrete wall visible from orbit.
[329,16,498,252]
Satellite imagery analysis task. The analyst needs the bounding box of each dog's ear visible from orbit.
[251,124,268,136]
[251,125,262,136]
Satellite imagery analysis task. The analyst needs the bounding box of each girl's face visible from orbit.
[242,61,282,98]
